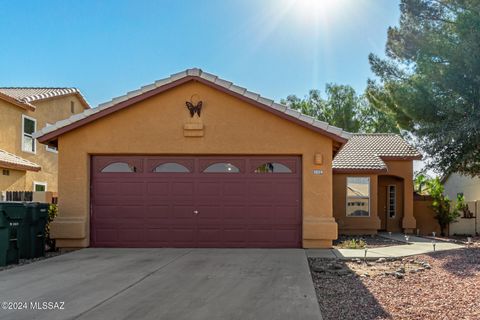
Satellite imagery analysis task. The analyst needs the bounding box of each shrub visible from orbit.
[45,204,58,251]
[338,238,367,249]
[425,177,460,236]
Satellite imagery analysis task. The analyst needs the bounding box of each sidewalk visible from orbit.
[306,233,465,260]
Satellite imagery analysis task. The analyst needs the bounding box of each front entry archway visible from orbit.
[378,175,404,232]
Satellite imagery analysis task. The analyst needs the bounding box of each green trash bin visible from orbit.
[1,202,32,259]
[26,202,49,258]
[0,203,21,266]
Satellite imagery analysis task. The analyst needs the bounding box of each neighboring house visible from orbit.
[443,173,480,202]
[0,88,90,193]
[443,173,480,235]
[34,69,420,249]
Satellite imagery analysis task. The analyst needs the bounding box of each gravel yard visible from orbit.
[426,235,480,246]
[334,235,405,249]
[309,248,480,320]
[0,251,62,272]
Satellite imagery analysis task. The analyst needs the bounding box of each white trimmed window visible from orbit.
[45,123,58,153]
[22,115,36,153]
[346,177,370,217]
[33,181,47,192]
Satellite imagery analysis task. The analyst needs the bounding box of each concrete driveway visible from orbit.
[0,249,321,320]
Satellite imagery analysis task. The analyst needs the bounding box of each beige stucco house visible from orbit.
[34,68,421,249]
[0,88,90,193]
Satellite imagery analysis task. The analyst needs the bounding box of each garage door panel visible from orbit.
[146,228,170,242]
[247,206,274,223]
[222,206,246,221]
[171,182,195,196]
[171,228,196,242]
[275,206,302,224]
[248,181,273,198]
[172,206,197,221]
[145,205,170,218]
[91,155,301,248]
[146,182,169,195]
[223,181,247,195]
[197,228,221,243]
[94,228,118,243]
[197,182,222,196]
[118,228,146,242]
[274,228,300,242]
[248,228,274,244]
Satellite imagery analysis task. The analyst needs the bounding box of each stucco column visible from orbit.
[302,153,337,248]
[402,176,416,233]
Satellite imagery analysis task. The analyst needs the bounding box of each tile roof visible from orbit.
[33,68,352,142]
[0,149,41,172]
[333,133,421,172]
[0,87,90,110]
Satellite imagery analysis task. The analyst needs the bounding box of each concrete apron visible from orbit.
[0,248,322,320]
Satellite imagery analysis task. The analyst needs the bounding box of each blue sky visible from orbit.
[0,0,401,107]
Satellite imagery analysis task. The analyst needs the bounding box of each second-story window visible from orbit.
[22,115,36,153]
[70,101,75,113]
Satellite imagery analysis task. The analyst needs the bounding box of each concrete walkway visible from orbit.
[307,233,465,260]
[0,248,321,320]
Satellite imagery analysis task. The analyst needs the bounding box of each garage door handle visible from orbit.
[193,210,199,215]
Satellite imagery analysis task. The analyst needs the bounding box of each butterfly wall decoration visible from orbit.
[185,101,203,117]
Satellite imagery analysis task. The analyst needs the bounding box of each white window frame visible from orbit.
[21,114,37,154]
[33,181,47,192]
[346,177,371,217]
[387,185,396,218]
[45,123,58,153]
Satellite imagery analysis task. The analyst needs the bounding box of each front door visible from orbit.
[377,176,404,233]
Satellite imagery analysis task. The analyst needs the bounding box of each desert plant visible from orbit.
[425,177,460,236]
[455,194,474,218]
[339,238,367,249]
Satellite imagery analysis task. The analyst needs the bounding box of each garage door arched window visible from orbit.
[101,162,136,173]
[153,163,190,173]
[203,163,240,173]
[254,162,292,173]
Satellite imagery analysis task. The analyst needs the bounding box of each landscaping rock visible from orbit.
[394,272,404,279]
[312,264,326,273]
[328,263,343,270]
[376,258,387,263]
[396,267,405,274]
[336,270,350,276]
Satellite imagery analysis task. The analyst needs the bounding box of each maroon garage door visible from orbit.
[90,156,302,248]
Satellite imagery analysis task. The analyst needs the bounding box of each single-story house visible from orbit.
[35,69,421,249]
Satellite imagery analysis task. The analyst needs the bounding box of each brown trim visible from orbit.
[0,92,35,111]
[333,168,388,174]
[38,76,348,145]
[0,160,41,172]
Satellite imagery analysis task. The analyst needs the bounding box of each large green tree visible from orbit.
[367,0,480,176]
[282,84,399,133]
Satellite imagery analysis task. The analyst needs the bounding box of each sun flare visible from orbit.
[293,0,344,22]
